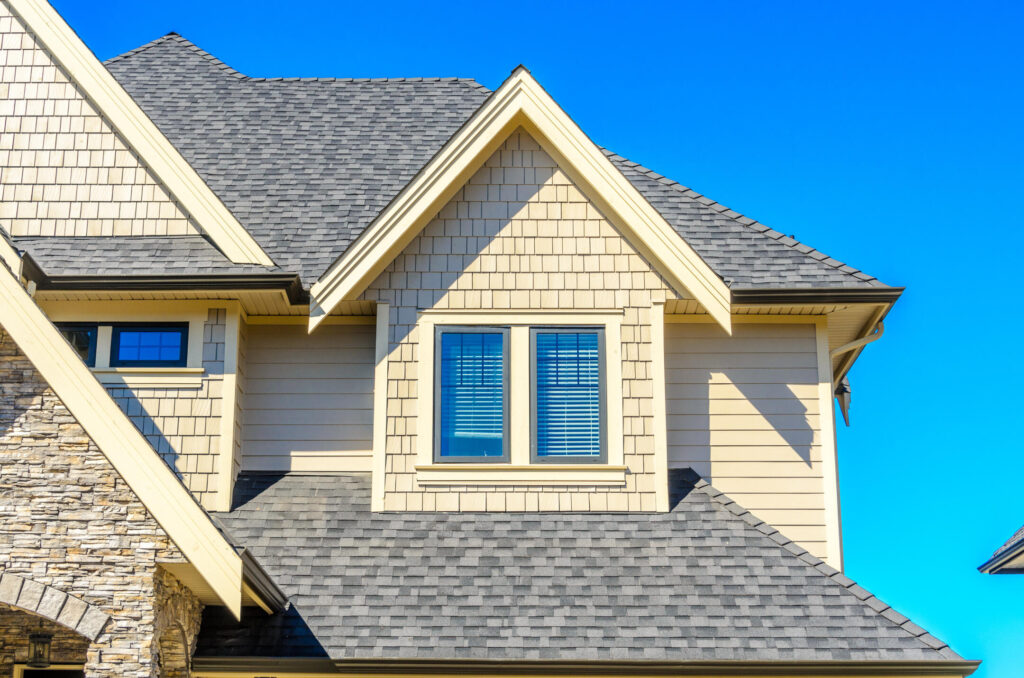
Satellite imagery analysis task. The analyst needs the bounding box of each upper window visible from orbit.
[531,329,605,462]
[434,328,509,462]
[57,323,98,367]
[110,324,188,368]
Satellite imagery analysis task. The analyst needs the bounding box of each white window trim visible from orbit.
[415,309,624,486]
[41,301,208,388]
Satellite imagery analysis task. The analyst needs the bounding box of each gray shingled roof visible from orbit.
[989,524,1024,562]
[11,235,281,277]
[199,470,959,662]
[97,34,886,290]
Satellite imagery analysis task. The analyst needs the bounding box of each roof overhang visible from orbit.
[0,256,285,619]
[6,0,274,267]
[731,287,904,306]
[309,66,732,333]
[35,273,307,305]
[978,535,1024,574]
[191,657,981,677]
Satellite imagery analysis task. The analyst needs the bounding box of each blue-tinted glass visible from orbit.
[535,332,601,457]
[115,329,184,365]
[439,332,505,458]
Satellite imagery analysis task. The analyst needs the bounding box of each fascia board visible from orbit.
[6,0,274,267]
[0,262,245,618]
[309,69,732,334]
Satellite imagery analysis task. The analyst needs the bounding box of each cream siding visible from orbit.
[361,129,678,511]
[0,1,197,237]
[665,321,831,559]
[241,324,374,472]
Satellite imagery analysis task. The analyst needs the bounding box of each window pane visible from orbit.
[113,327,185,366]
[535,331,601,458]
[439,332,505,458]
[58,326,97,367]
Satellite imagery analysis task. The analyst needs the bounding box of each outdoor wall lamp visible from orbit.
[26,631,52,668]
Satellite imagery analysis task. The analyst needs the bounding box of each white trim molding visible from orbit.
[309,67,732,333]
[5,0,273,266]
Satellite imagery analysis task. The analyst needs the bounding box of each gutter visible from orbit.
[731,287,904,306]
[239,548,289,613]
[35,273,307,305]
[978,535,1024,574]
[191,657,981,676]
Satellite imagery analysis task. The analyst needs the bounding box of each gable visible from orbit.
[364,128,679,309]
[310,67,733,331]
[0,0,272,264]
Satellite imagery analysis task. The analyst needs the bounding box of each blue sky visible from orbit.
[53,0,1024,674]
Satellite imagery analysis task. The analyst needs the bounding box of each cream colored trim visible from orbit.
[309,68,731,332]
[414,464,628,487]
[649,300,669,512]
[371,303,390,512]
[215,303,242,512]
[0,264,245,617]
[0,235,24,280]
[816,318,844,571]
[93,367,205,389]
[415,310,623,472]
[5,0,273,266]
[246,315,375,326]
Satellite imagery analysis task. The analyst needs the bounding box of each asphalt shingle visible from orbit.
[98,34,887,291]
[12,235,281,277]
[199,470,960,662]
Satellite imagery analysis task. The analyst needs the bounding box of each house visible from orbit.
[0,0,979,676]
[979,526,1024,574]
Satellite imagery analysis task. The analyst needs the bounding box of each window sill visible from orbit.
[91,367,205,389]
[414,464,628,487]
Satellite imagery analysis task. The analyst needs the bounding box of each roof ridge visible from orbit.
[679,470,959,658]
[106,34,491,89]
[105,32,248,80]
[603,150,882,287]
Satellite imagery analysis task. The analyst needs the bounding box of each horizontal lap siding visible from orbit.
[665,322,828,558]
[241,324,374,472]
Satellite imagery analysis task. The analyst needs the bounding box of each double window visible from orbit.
[57,323,189,369]
[434,326,606,464]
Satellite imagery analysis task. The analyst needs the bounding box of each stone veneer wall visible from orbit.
[0,1,197,236]
[362,129,678,512]
[106,309,226,508]
[0,328,203,676]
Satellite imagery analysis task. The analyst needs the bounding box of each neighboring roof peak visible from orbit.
[105,33,488,90]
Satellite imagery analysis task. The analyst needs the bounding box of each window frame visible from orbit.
[109,322,189,368]
[529,327,607,464]
[432,325,511,464]
[56,322,99,367]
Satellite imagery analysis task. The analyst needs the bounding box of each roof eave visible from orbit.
[191,657,981,676]
[36,273,307,305]
[978,536,1024,574]
[731,287,905,306]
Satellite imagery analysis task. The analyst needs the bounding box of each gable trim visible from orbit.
[6,0,274,267]
[0,259,248,617]
[309,67,732,333]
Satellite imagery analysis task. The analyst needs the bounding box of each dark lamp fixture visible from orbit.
[27,632,52,668]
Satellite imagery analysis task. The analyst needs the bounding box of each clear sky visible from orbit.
[52,0,1023,674]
